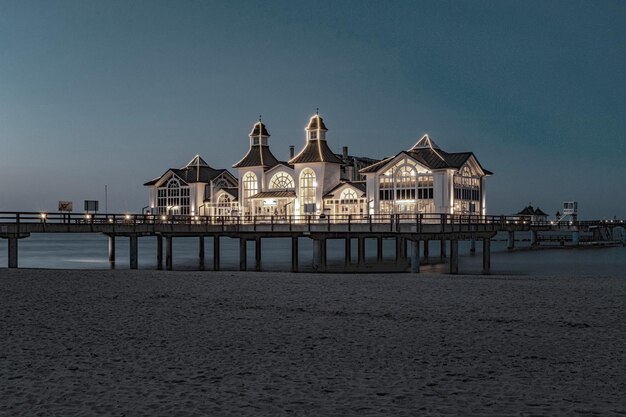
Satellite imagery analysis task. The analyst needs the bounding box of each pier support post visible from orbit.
[199,236,205,271]
[507,231,515,249]
[482,238,491,275]
[129,235,138,270]
[470,238,476,253]
[311,239,322,271]
[320,239,327,271]
[213,236,220,271]
[255,238,262,272]
[396,237,407,260]
[108,235,116,264]
[344,238,351,265]
[377,237,383,263]
[358,237,365,265]
[440,239,447,259]
[165,236,173,271]
[423,240,429,262]
[449,239,459,274]
[156,235,163,270]
[239,238,247,271]
[410,240,420,273]
[291,237,298,272]
[8,237,18,268]
[530,230,537,246]
[572,230,580,246]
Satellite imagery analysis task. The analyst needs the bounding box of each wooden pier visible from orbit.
[1,212,623,274]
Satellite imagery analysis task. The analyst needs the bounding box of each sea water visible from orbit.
[0,232,624,276]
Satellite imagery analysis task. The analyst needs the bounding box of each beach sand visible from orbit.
[1,269,624,416]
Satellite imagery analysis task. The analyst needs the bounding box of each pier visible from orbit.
[1,212,624,273]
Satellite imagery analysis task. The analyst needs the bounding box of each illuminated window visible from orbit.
[378,159,433,214]
[269,172,295,189]
[299,168,316,213]
[243,172,258,199]
[157,177,190,214]
[454,165,480,213]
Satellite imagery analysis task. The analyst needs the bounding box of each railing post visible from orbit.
[348,214,351,232]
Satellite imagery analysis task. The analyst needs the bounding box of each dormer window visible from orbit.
[310,131,317,140]
[253,138,260,145]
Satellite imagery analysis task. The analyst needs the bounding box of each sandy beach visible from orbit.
[1,269,624,416]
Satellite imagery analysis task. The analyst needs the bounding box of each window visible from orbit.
[377,158,434,214]
[157,177,190,214]
[299,168,316,213]
[269,172,295,189]
[454,166,481,213]
[340,189,358,204]
[243,172,258,199]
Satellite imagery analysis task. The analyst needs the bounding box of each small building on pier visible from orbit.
[517,205,548,223]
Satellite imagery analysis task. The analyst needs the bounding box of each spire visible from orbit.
[305,113,328,142]
[233,119,279,168]
[409,134,445,162]
[410,134,440,150]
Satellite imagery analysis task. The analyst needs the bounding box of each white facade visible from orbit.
[362,135,490,216]
[145,119,491,219]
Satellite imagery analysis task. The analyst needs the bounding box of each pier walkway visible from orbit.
[1,212,623,274]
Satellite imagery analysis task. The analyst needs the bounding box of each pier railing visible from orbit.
[0,212,528,226]
[1,212,622,235]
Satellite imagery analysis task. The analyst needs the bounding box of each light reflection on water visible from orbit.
[0,232,624,276]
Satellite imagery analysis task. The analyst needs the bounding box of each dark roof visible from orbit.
[289,140,342,164]
[233,145,280,169]
[306,115,328,131]
[517,206,536,215]
[323,181,367,198]
[249,122,270,137]
[534,207,547,216]
[360,149,493,175]
[144,166,231,186]
[248,190,296,199]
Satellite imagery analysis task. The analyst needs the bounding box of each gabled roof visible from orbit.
[518,205,548,216]
[289,140,342,164]
[360,135,493,175]
[323,181,367,198]
[205,186,239,202]
[518,206,536,215]
[144,154,233,186]
[233,146,280,169]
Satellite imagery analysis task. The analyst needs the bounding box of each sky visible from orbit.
[1,0,625,218]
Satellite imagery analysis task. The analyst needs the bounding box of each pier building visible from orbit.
[144,155,237,216]
[360,134,491,215]
[144,113,491,218]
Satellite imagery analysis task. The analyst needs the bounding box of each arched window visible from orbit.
[218,193,232,207]
[270,172,295,189]
[167,178,180,207]
[299,168,316,213]
[243,172,257,199]
[395,165,416,200]
[454,165,480,213]
[340,189,358,204]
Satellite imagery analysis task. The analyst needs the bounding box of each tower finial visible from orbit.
[258,114,262,122]
[316,107,319,115]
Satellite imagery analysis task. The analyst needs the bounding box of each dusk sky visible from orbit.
[1,0,625,218]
